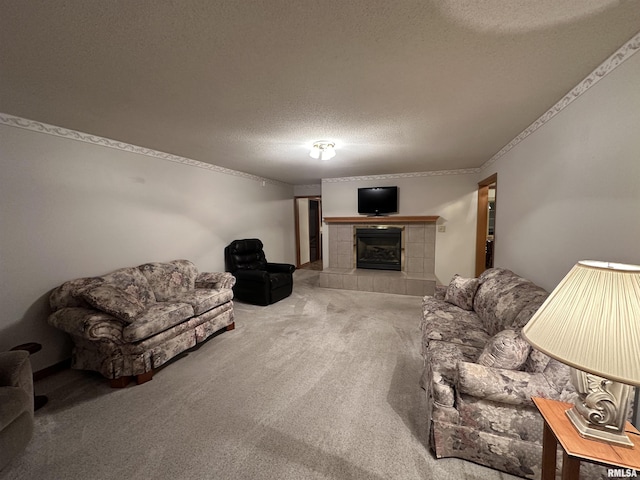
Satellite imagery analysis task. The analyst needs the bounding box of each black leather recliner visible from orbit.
[224,239,295,306]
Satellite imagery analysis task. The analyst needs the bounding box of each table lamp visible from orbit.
[522,261,640,446]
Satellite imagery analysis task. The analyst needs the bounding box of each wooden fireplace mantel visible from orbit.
[323,216,439,224]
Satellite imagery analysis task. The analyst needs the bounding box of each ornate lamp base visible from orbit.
[568,368,633,447]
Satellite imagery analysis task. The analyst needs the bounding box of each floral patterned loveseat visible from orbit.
[420,268,608,479]
[48,260,235,387]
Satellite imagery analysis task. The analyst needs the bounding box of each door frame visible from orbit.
[294,195,322,268]
[475,173,497,277]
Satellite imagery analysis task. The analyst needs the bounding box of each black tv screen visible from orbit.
[357,186,398,216]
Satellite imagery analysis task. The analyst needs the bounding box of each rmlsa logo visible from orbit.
[608,469,638,478]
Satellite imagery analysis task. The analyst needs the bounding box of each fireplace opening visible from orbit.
[355,227,402,271]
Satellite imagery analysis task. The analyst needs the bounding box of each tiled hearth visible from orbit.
[320,216,437,297]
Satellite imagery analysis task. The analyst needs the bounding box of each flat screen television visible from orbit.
[357,186,398,216]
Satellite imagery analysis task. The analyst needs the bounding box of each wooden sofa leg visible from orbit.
[136,370,153,385]
[226,322,235,331]
[110,376,131,388]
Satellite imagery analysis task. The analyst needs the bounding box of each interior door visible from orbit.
[475,174,497,276]
[294,196,322,268]
[308,200,320,262]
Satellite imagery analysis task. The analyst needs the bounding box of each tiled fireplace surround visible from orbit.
[319,217,437,297]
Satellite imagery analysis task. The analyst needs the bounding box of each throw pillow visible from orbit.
[100,267,156,306]
[81,284,146,322]
[478,329,531,370]
[444,274,480,311]
[138,262,194,302]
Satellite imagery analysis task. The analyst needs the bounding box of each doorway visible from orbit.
[294,196,322,269]
[475,174,497,277]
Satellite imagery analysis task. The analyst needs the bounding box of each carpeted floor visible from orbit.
[1,270,520,480]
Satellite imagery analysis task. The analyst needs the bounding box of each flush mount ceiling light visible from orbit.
[309,141,336,161]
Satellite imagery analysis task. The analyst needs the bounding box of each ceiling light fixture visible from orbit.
[309,141,336,161]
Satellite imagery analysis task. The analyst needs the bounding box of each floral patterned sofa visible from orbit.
[421,268,608,479]
[48,260,235,387]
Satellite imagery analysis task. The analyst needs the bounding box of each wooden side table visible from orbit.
[533,397,640,480]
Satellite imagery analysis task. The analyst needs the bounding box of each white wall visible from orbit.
[482,52,640,292]
[321,174,478,284]
[0,124,295,370]
[293,184,321,197]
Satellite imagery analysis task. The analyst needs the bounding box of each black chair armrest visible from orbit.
[233,269,271,282]
[266,263,296,274]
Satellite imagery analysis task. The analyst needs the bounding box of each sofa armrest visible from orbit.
[232,270,270,282]
[48,307,126,344]
[266,263,295,274]
[0,351,32,395]
[196,271,236,290]
[434,285,447,301]
[456,361,558,407]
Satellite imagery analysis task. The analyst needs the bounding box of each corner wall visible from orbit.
[481,51,640,292]
[0,124,295,370]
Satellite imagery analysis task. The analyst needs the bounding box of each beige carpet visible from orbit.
[2,270,520,480]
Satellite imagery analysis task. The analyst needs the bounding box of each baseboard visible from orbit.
[34,358,71,382]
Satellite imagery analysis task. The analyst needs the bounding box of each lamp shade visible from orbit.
[522,261,640,386]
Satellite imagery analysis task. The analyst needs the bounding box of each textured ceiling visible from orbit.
[2,1,640,185]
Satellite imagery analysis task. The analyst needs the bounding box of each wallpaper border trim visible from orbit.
[322,168,480,183]
[481,30,640,170]
[0,113,288,187]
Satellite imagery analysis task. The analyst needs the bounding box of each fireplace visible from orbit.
[321,217,437,296]
[355,227,402,271]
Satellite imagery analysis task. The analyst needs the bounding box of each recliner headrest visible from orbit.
[228,239,263,254]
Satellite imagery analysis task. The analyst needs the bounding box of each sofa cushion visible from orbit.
[422,296,483,326]
[473,268,548,336]
[511,294,548,330]
[169,289,234,316]
[422,312,491,350]
[138,261,198,302]
[421,296,490,348]
[81,284,147,322]
[123,302,195,342]
[478,329,531,370]
[100,267,156,306]
[444,274,480,311]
